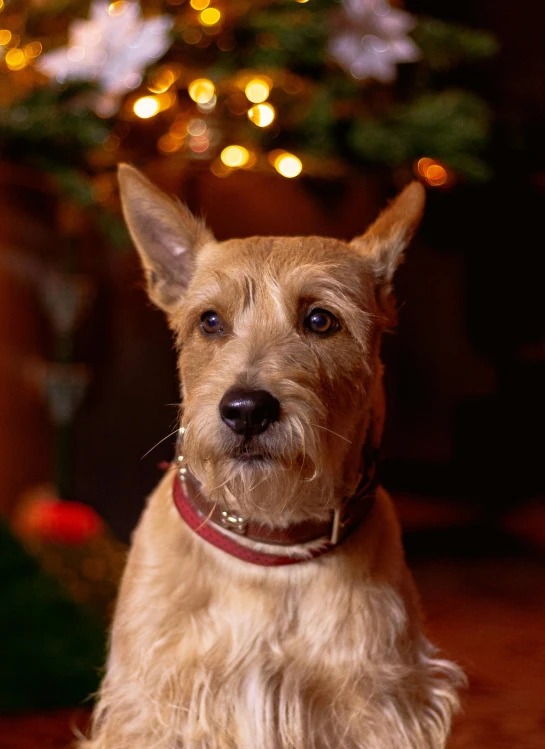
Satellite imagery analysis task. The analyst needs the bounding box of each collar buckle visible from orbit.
[330,502,355,545]
[220,511,247,535]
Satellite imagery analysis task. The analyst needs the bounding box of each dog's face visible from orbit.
[118,166,424,523]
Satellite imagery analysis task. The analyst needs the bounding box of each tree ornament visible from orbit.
[329,0,421,83]
[37,271,94,337]
[37,0,173,112]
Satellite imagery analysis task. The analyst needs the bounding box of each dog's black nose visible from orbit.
[219,388,280,437]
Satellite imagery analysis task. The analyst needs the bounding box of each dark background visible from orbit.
[56,0,545,550]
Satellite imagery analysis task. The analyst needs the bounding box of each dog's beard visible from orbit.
[181,408,338,524]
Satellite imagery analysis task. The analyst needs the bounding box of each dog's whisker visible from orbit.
[141,427,181,459]
[310,423,352,444]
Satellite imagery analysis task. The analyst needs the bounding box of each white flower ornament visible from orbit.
[37,1,172,109]
[329,0,421,84]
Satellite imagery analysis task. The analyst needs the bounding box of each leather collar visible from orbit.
[172,434,379,567]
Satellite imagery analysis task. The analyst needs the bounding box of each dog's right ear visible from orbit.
[118,163,214,312]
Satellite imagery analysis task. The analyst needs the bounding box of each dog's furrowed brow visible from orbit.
[283,263,368,309]
[242,274,257,310]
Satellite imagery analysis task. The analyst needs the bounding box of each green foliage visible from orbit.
[0,523,105,711]
[242,6,332,70]
[349,90,492,180]
[414,18,499,72]
[0,87,108,161]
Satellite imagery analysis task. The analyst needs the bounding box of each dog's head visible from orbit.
[118,165,424,523]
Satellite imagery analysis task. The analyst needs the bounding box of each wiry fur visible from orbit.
[79,167,464,749]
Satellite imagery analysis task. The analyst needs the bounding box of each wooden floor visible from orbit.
[1,554,544,748]
[417,556,545,748]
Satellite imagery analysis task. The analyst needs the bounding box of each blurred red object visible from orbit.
[12,484,103,544]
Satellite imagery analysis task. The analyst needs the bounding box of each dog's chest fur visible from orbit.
[89,474,459,749]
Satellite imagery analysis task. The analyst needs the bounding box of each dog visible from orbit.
[80,164,464,749]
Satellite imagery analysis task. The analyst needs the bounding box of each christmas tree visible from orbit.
[0,0,497,243]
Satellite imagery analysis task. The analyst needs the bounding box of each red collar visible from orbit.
[172,465,378,567]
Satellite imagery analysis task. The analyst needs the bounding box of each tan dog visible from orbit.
[80,165,464,749]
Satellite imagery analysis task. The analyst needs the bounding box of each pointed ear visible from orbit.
[350,181,425,323]
[118,163,214,312]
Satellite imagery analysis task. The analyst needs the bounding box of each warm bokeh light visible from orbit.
[417,157,434,176]
[102,134,120,152]
[190,0,209,8]
[189,135,210,153]
[107,1,128,16]
[169,125,186,140]
[183,28,202,44]
[0,30,12,46]
[274,152,302,178]
[24,41,43,58]
[187,118,207,136]
[158,133,183,154]
[220,145,250,168]
[197,94,217,112]
[245,78,270,104]
[133,96,160,118]
[188,78,215,104]
[154,91,177,112]
[5,48,27,71]
[200,7,221,25]
[417,157,450,187]
[210,158,231,178]
[148,67,175,94]
[425,164,448,186]
[247,102,275,127]
[217,34,236,52]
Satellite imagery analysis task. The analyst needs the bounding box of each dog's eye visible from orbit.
[305,309,339,335]
[200,311,224,336]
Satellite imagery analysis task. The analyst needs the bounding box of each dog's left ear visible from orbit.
[350,181,425,323]
[118,163,215,312]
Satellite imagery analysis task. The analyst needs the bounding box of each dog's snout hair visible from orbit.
[79,166,465,749]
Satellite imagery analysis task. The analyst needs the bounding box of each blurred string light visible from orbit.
[107,1,128,16]
[247,102,275,127]
[190,0,210,8]
[245,78,270,103]
[188,77,215,104]
[133,95,159,118]
[200,7,221,26]
[221,145,250,168]
[187,118,207,136]
[183,28,202,44]
[197,94,216,112]
[0,30,12,46]
[158,132,183,153]
[416,157,450,187]
[271,151,303,178]
[189,134,210,153]
[132,91,175,118]
[147,65,179,93]
[24,41,42,59]
[5,48,27,71]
